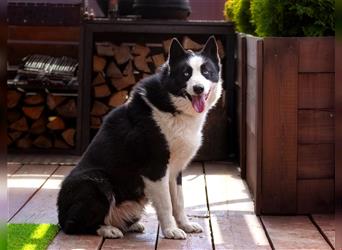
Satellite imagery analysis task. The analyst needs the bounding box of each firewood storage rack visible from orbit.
[79,19,236,160]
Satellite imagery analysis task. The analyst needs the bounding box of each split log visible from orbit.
[9,131,22,141]
[183,36,203,51]
[33,135,52,148]
[22,106,44,120]
[47,116,65,130]
[92,72,106,86]
[217,39,225,59]
[47,94,66,110]
[91,101,109,117]
[7,110,21,123]
[114,45,131,65]
[10,117,28,131]
[24,94,44,105]
[30,117,46,134]
[56,99,77,117]
[7,90,22,109]
[93,55,107,72]
[108,91,128,107]
[54,139,70,149]
[106,62,123,79]
[96,42,116,56]
[111,74,136,90]
[123,60,133,76]
[134,56,151,73]
[143,73,151,78]
[16,136,32,149]
[94,84,111,98]
[91,116,102,129]
[152,54,165,68]
[163,39,172,54]
[132,44,150,56]
[62,128,76,146]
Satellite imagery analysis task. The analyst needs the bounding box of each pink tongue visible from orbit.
[191,95,206,113]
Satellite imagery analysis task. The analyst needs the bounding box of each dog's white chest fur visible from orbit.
[152,107,206,176]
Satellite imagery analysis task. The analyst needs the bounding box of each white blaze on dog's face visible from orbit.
[165,36,222,115]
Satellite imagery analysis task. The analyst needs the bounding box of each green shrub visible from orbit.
[224,0,255,34]
[250,0,335,37]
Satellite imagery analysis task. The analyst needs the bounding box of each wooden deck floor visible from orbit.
[8,156,335,250]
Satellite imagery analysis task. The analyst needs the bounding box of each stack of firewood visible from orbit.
[90,36,225,130]
[7,89,77,149]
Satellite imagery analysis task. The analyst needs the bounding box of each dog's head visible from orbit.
[164,36,222,115]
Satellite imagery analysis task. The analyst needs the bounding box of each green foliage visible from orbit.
[224,0,255,34]
[8,224,59,250]
[250,0,335,37]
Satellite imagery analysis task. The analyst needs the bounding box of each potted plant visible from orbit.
[225,0,335,215]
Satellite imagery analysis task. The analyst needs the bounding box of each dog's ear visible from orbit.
[201,36,219,62]
[168,38,186,66]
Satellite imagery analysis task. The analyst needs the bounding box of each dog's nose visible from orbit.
[193,85,204,95]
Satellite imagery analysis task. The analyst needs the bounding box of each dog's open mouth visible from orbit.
[185,89,211,113]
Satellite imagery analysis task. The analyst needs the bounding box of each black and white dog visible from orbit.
[57,36,222,240]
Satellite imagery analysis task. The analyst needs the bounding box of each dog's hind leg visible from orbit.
[97,225,123,238]
[127,222,145,233]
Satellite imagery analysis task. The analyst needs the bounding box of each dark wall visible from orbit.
[189,0,226,20]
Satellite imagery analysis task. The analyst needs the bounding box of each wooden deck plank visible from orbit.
[312,214,335,247]
[10,165,74,224]
[7,163,22,176]
[48,232,103,250]
[8,164,58,220]
[102,210,158,250]
[205,162,270,249]
[204,162,254,216]
[157,163,212,249]
[261,216,331,249]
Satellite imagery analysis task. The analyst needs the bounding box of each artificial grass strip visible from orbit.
[8,224,59,250]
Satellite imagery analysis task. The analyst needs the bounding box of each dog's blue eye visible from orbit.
[203,70,209,75]
[184,72,190,77]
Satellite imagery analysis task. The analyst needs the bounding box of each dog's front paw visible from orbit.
[180,222,203,233]
[163,227,187,240]
[97,225,124,239]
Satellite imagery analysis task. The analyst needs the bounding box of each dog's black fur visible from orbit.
[57,37,220,235]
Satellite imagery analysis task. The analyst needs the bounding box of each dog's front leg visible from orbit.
[143,173,187,240]
[170,172,203,233]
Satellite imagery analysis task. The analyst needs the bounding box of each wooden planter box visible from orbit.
[236,34,335,214]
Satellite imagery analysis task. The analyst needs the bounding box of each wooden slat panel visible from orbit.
[102,212,158,250]
[261,38,298,214]
[7,163,21,176]
[261,216,331,249]
[298,73,334,109]
[8,26,80,42]
[8,164,58,220]
[297,179,334,214]
[312,214,335,247]
[237,34,247,179]
[48,232,103,250]
[299,37,334,73]
[8,43,78,65]
[246,128,257,201]
[157,163,211,249]
[205,162,270,249]
[11,165,74,223]
[298,110,334,144]
[246,35,261,68]
[298,144,334,179]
